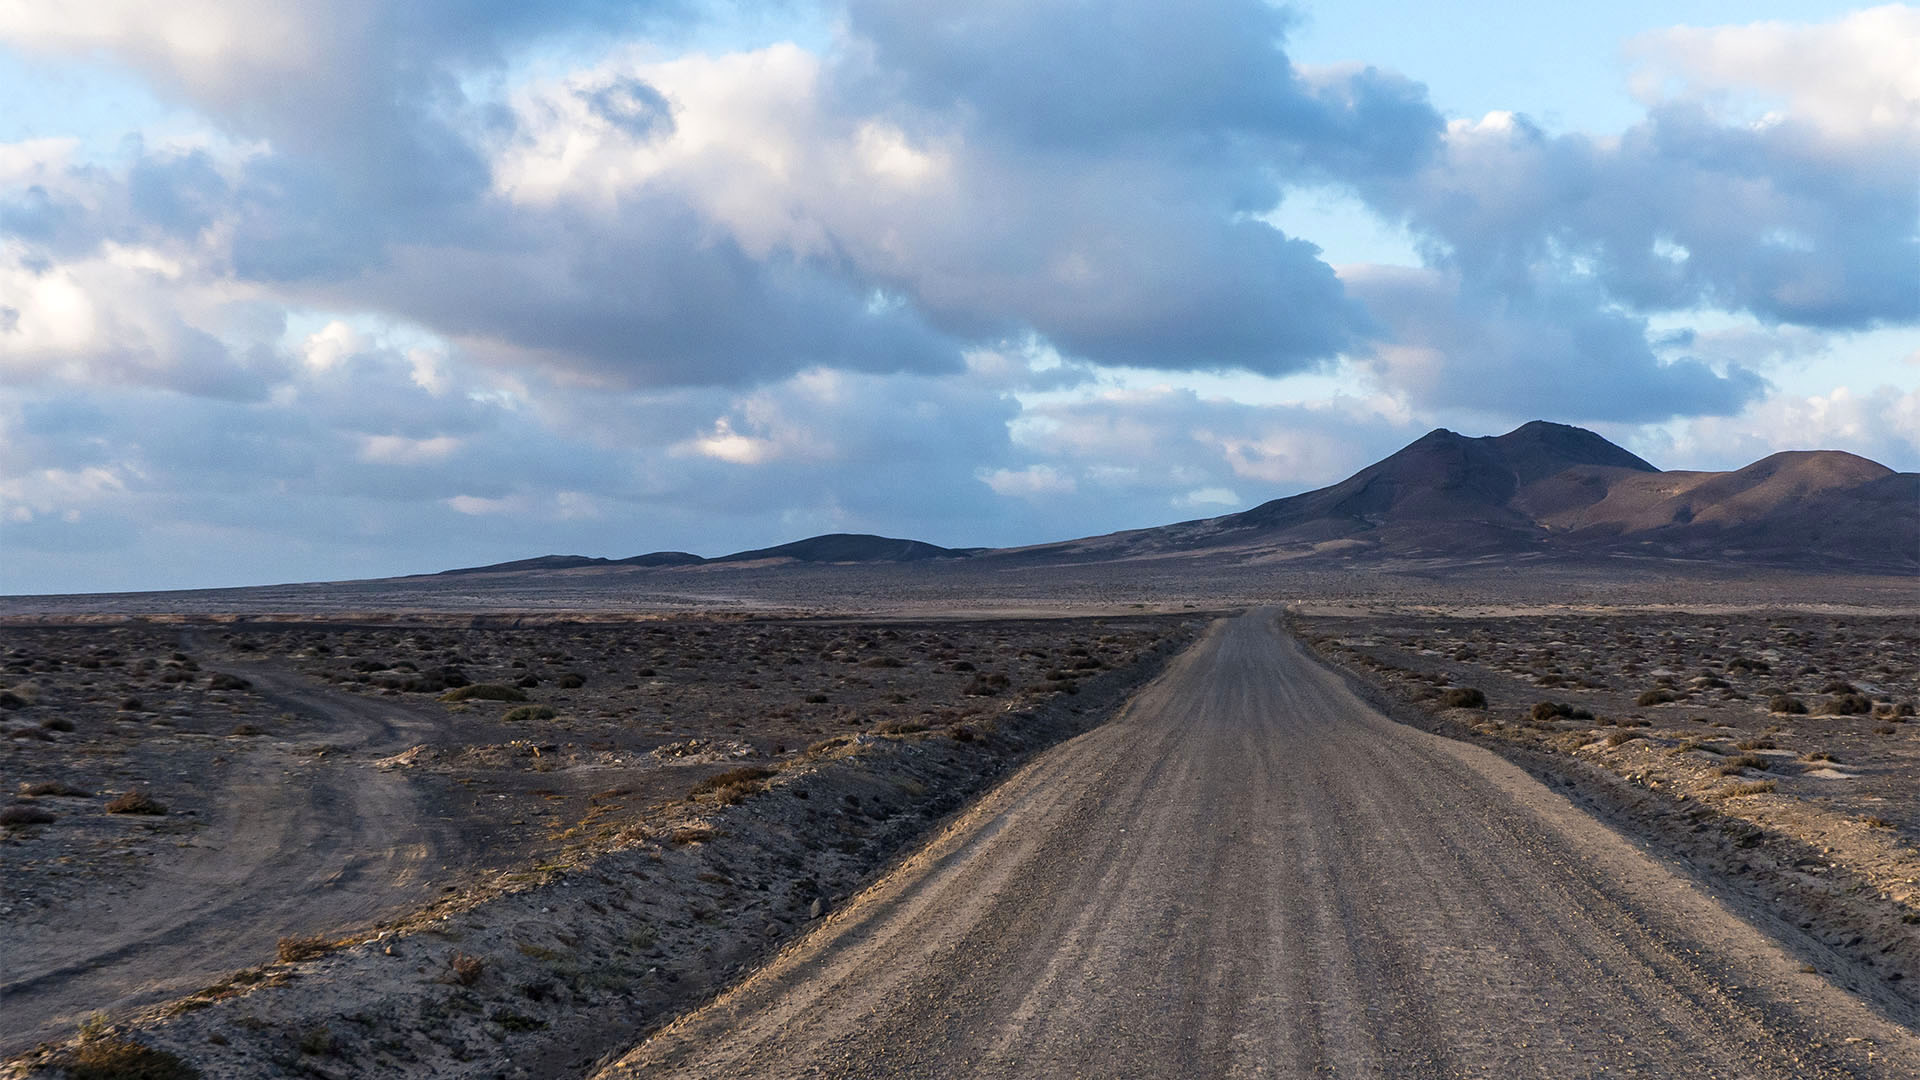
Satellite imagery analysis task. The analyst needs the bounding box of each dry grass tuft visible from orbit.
[1714,779,1777,798]
[668,825,715,846]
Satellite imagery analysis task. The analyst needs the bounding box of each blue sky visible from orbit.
[1,1,1915,593]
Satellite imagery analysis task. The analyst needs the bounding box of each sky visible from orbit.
[1,2,1916,594]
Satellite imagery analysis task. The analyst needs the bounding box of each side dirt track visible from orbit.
[4,619,1199,1079]
[608,610,1920,1079]
[1,657,519,1056]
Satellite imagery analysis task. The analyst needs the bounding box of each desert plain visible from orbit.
[1,554,1915,1078]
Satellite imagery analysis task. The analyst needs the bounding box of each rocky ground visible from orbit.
[1,613,1199,1077]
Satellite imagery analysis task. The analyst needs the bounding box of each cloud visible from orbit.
[1,2,1915,594]
[1011,385,1424,510]
[358,434,463,465]
[486,29,1394,380]
[1342,264,1767,421]
[1625,5,1920,140]
[1355,8,1919,332]
[981,464,1075,499]
[1640,383,1920,472]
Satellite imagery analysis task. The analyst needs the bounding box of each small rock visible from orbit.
[808,898,824,919]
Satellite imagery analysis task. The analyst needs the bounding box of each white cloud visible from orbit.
[981,464,1075,498]
[357,434,462,465]
[407,347,450,395]
[0,464,131,522]
[1627,6,1920,141]
[1173,486,1239,509]
[445,493,522,516]
[1643,383,1920,471]
[302,321,363,372]
[679,419,776,465]
[0,136,79,182]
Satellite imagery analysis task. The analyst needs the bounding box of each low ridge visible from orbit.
[710,533,976,565]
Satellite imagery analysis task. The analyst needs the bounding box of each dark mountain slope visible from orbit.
[992,424,1913,570]
[709,533,977,565]
[435,555,622,576]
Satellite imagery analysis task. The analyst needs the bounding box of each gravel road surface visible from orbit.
[606,610,1920,1079]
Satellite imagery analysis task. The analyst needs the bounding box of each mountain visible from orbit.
[432,424,1915,578]
[1524,451,1916,567]
[1003,422,1915,570]
[620,551,708,568]
[434,534,975,576]
[435,554,625,576]
[709,533,977,565]
[435,551,706,576]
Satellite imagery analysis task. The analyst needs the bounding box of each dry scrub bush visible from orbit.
[438,684,527,703]
[1636,689,1678,707]
[500,704,556,723]
[1,803,56,826]
[105,790,167,815]
[1440,687,1486,709]
[963,673,1011,696]
[449,953,486,986]
[691,765,776,805]
[276,935,336,963]
[48,1035,199,1080]
[21,780,91,797]
[1527,701,1593,723]
[1824,693,1873,716]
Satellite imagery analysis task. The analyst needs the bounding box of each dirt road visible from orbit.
[608,611,1920,1079]
[1,659,501,1054]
